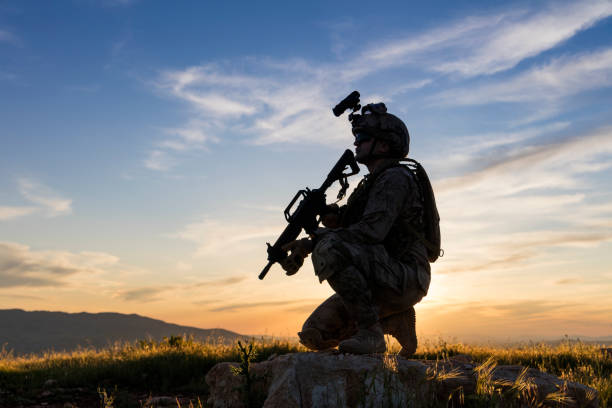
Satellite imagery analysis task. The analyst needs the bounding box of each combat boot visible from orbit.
[298,327,339,351]
[338,322,386,354]
[381,307,417,358]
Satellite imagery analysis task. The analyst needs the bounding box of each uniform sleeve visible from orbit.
[334,168,415,244]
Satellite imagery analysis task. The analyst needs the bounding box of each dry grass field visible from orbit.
[0,336,610,407]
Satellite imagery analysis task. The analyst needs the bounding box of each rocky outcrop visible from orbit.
[205,352,598,408]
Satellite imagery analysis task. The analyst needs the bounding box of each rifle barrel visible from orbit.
[258,261,273,280]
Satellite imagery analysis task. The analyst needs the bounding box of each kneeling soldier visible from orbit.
[280,103,432,355]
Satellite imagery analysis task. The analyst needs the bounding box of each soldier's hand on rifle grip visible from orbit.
[321,204,341,228]
[279,238,314,276]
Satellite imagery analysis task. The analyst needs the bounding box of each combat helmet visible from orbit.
[351,103,410,158]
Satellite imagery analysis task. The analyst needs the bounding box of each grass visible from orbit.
[414,338,611,407]
[0,335,304,407]
[0,336,610,407]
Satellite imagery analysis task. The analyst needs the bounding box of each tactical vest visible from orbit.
[340,162,424,263]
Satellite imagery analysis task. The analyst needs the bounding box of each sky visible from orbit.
[1,0,612,343]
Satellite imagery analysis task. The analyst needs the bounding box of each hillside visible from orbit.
[0,309,245,355]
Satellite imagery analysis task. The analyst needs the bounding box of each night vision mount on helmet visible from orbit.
[333,91,410,158]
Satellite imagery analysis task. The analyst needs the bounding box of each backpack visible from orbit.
[402,159,443,263]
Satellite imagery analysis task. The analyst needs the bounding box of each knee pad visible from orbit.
[312,234,347,282]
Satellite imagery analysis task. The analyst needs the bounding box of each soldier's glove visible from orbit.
[280,238,314,276]
[321,204,341,228]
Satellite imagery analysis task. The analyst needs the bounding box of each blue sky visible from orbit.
[1,0,612,341]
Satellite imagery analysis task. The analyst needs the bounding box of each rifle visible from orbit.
[258,149,360,280]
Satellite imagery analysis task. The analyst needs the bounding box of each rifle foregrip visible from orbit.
[259,261,274,280]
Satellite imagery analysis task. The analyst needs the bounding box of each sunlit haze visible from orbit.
[1,0,611,343]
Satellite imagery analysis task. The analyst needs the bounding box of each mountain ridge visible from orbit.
[0,308,246,355]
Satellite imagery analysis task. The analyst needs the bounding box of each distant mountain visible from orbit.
[0,309,246,355]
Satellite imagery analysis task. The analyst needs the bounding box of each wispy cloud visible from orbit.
[144,119,220,170]
[157,66,260,116]
[113,275,247,302]
[344,13,512,80]
[0,242,119,288]
[350,0,612,78]
[161,121,219,150]
[0,293,43,300]
[437,126,612,195]
[430,1,612,76]
[152,62,349,148]
[172,217,281,257]
[431,121,572,176]
[1,179,72,221]
[387,79,433,97]
[193,276,247,287]
[433,126,612,277]
[555,278,583,285]
[18,178,72,217]
[144,150,175,171]
[115,286,167,302]
[440,230,612,275]
[0,206,37,221]
[435,47,612,105]
[209,298,321,312]
[146,1,612,171]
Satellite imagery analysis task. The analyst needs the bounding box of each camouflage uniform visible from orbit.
[300,159,430,354]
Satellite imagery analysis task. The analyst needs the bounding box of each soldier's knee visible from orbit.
[311,233,348,282]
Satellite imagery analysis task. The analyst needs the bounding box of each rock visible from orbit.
[149,396,175,403]
[448,354,472,364]
[43,379,57,388]
[205,352,599,408]
[491,365,597,407]
[145,396,177,407]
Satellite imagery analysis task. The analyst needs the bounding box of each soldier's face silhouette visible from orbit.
[354,134,390,165]
[354,134,374,163]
